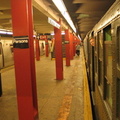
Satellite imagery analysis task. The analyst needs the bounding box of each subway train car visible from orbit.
[0,34,52,69]
[83,0,120,120]
[0,35,14,69]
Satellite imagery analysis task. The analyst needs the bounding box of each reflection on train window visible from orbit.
[105,77,112,107]
[104,43,112,83]
[97,31,103,88]
[117,26,120,67]
[116,78,120,119]
[103,25,112,41]
[95,56,97,73]
[98,31,102,59]
[0,43,2,55]
[98,59,102,86]
[95,36,97,50]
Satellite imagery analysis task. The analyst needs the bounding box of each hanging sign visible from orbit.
[48,17,60,29]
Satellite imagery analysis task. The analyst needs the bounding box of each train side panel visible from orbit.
[0,42,3,69]
[83,1,120,119]
[0,36,14,68]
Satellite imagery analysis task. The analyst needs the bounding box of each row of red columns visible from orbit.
[10,0,80,119]
[54,24,80,80]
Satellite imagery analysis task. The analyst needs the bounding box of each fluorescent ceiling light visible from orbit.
[78,35,81,40]
[52,0,76,33]
[0,30,13,35]
[0,31,6,34]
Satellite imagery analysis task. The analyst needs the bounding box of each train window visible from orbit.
[94,56,97,73]
[117,26,120,67]
[104,25,112,41]
[116,78,120,119]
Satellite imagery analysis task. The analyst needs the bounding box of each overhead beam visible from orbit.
[33,0,68,30]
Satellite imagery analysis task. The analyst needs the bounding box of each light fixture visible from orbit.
[52,0,76,33]
[0,29,13,35]
[78,35,81,40]
[78,14,89,19]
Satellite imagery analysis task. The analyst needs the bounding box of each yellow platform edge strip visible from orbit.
[82,48,93,120]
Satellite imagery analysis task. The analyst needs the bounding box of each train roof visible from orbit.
[93,0,120,32]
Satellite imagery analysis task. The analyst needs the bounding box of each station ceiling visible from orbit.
[0,0,115,39]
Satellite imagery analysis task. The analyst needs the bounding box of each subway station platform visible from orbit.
[0,48,91,120]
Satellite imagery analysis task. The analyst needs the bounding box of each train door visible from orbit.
[0,42,3,96]
[113,19,120,120]
[103,25,113,112]
[90,33,95,91]
[0,42,3,69]
[88,35,92,88]
[2,37,14,67]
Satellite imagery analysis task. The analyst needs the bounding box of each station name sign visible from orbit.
[48,17,60,29]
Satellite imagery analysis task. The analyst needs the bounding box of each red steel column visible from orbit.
[45,37,49,57]
[54,20,63,80]
[10,0,38,120]
[70,33,74,60]
[35,39,40,61]
[65,29,70,66]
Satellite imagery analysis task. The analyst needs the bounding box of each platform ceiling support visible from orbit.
[54,19,63,80]
[65,29,70,66]
[35,39,40,61]
[0,72,2,97]
[45,37,49,57]
[70,33,74,60]
[10,0,39,120]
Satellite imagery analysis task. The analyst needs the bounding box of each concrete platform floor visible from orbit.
[0,48,84,120]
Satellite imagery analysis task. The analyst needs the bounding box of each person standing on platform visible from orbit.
[76,43,81,56]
